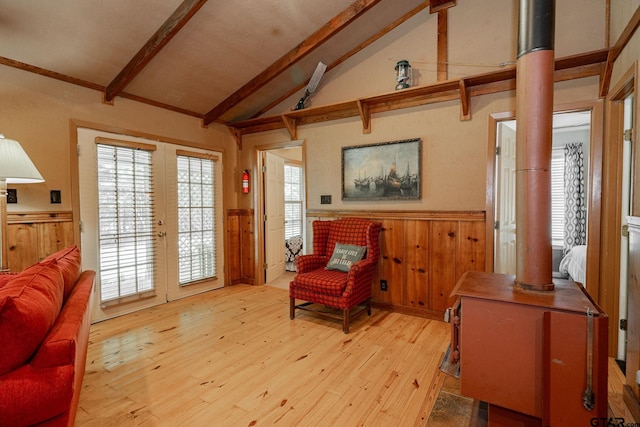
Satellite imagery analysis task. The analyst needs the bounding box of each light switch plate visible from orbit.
[6,189,17,204]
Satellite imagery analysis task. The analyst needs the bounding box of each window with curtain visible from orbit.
[284,164,303,239]
[97,143,156,304]
[177,153,217,285]
[563,142,586,251]
[551,147,565,247]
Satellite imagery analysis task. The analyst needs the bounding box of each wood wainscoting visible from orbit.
[307,211,487,319]
[227,209,255,285]
[6,211,75,272]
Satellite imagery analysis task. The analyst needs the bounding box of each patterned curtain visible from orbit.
[564,142,587,252]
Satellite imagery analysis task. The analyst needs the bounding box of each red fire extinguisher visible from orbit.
[242,170,250,194]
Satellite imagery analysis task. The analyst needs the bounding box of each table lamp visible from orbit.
[0,134,44,271]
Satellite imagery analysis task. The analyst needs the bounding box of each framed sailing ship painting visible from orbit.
[341,138,421,201]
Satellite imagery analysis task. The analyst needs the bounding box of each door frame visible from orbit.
[253,139,305,286]
[603,63,638,357]
[485,100,604,297]
[69,120,229,320]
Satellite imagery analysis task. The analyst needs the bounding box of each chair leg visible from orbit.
[343,309,350,334]
[367,298,371,316]
[290,297,295,320]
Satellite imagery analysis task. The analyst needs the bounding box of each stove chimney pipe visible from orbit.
[515,0,555,291]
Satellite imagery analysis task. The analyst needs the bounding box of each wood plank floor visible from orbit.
[77,281,637,426]
[77,284,450,426]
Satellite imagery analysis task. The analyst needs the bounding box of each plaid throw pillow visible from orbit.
[326,243,365,272]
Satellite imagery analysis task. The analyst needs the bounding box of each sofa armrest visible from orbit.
[296,254,327,273]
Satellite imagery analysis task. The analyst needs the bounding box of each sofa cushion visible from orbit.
[0,260,64,375]
[293,268,349,297]
[42,245,81,300]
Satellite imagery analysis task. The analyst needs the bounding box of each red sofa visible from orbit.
[0,245,95,426]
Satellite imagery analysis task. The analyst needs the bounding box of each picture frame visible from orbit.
[341,138,421,201]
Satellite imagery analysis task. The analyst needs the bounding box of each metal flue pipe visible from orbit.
[515,0,555,291]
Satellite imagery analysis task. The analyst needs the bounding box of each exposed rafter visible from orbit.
[437,9,448,81]
[104,0,209,102]
[202,0,384,126]
[0,56,104,92]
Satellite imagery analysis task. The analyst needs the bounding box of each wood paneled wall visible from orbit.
[6,212,74,272]
[308,211,486,318]
[227,209,255,285]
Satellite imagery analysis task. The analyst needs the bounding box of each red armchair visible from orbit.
[289,217,381,333]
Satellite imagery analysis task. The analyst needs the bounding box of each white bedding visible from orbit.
[559,245,587,284]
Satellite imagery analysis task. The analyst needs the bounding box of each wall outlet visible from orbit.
[320,195,332,204]
[380,279,387,291]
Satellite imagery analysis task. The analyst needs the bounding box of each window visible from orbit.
[96,142,156,305]
[177,152,217,285]
[551,147,565,247]
[284,164,303,239]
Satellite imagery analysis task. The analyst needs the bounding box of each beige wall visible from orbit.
[242,76,600,213]
[0,66,236,214]
[243,0,606,213]
[609,0,640,86]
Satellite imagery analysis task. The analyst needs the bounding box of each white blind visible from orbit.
[177,154,216,284]
[551,148,565,247]
[284,164,303,239]
[96,143,156,305]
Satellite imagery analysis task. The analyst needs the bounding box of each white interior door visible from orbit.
[495,122,517,275]
[264,152,285,283]
[619,94,634,360]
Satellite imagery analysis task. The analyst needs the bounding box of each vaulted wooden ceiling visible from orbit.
[0,0,458,125]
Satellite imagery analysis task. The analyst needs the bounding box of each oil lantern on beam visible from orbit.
[395,60,412,90]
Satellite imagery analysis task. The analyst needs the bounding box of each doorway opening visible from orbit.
[494,111,592,281]
[256,143,305,289]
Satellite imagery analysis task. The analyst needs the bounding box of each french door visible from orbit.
[78,128,224,322]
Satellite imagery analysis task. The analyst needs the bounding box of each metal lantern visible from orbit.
[395,60,412,90]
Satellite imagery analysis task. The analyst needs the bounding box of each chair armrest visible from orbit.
[343,258,377,296]
[296,254,327,273]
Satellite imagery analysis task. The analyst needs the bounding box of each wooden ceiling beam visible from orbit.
[437,9,448,81]
[203,0,384,125]
[104,0,209,102]
[249,1,433,119]
[0,55,104,91]
[430,0,456,14]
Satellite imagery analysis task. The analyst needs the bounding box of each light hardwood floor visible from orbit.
[77,281,636,426]
[77,283,450,426]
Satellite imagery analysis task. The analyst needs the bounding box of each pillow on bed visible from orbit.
[326,243,365,272]
[559,245,587,284]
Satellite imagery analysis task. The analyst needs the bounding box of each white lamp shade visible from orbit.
[0,134,44,183]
